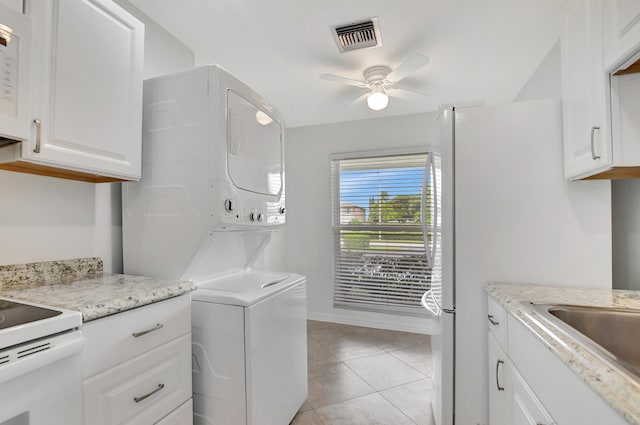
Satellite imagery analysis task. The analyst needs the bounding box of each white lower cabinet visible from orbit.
[82,295,193,425]
[156,400,193,425]
[487,295,629,425]
[508,361,555,425]
[488,333,553,425]
[488,333,508,425]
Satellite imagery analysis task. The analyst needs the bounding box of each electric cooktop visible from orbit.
[0,299,62,330]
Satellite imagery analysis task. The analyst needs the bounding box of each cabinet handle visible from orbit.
[132,323,163,338]
[32,118,41,153]
[590,126,601,160]
[487,315,500,326]
[133,383,165,403]
[496,359,505,391]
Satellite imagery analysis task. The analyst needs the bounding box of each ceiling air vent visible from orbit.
[331,18,382,53]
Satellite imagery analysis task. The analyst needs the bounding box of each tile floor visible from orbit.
[291,320,435,425]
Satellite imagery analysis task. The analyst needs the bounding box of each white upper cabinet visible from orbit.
[0,0,144,182]
[561,0,613,180]
[0,0,22,13]
[603,0,640,71]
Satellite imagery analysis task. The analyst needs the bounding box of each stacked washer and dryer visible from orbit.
[122,65,307,425]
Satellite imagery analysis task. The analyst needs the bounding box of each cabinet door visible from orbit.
[27,0,143,180]
[508,362,555,425]
[83,334,192,425]
[561,0,612,179]
[0,0,22,12]
[155,400,193,425]
[604,0,640,70]
[488,333,508,425]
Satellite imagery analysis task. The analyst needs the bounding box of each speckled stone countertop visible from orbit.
[0,258,195,322]
[486,282,640,425]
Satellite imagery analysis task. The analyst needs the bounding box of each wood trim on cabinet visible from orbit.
[0,160,127,183]
[613,59,640,75]
[581,166,640,180]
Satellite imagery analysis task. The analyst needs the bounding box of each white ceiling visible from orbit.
[130,0,562,128]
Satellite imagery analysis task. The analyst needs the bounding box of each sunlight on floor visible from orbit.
[291,320,435,425]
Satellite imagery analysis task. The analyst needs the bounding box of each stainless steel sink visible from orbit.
[528,303,640,379]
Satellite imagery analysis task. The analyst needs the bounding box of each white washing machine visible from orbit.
[191,271,307,425]
[122,65,307,425]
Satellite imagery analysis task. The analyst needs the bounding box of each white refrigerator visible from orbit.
[423,100,612,425]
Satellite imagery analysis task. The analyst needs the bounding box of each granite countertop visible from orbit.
[486,282,640,425]
[0,258,195,322]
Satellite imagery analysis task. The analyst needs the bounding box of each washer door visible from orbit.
[227,90,283,197]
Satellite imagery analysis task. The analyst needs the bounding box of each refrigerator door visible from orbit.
[438,107,455,312]
[423,107,455,425]
[431,311,455,425]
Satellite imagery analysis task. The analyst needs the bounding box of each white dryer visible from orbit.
[191,271,307,425]
[122,65,307,425]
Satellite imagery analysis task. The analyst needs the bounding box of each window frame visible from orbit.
[330,148,441,315]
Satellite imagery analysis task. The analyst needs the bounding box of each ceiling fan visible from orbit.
[319,54,430,111]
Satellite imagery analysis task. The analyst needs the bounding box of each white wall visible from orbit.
[612,179,640,289]
[262,112,439,334]
[0,2,194,273]
[114,0,194,79]
[514,40,562,102]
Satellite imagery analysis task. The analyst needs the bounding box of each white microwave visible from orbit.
[0,2,30,143]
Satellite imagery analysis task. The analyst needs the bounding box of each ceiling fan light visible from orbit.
[367,91,389,111]
[255,110,273,126]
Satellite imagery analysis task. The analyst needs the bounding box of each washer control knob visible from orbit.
[224,199,233,212]
[249,212,257,222]
[257,213,265,222]
[279,207,286,215]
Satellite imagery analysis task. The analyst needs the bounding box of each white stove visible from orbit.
[0,298,81,350]
[0,298,83,425]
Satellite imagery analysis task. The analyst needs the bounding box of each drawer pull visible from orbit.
[33,118,41,153]
[132,323,163,338]
[133,383,165,403]
[496,360,505,391]
[487,315,500,326]
[590,126,601,160]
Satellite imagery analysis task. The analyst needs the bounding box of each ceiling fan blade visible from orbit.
[349,92,370,107]
[319,73,368,88]
[386,54,430,84]
[389,87,428,101]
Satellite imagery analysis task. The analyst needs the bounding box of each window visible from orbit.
[331,152,441,314]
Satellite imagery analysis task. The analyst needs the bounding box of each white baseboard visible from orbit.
[307,310,440,335]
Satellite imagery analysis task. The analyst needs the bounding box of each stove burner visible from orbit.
[0,300,62,330]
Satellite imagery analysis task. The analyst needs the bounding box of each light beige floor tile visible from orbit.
[298,399,313,413]
[307,362,375,409]
[381,379,435,425]
[356,327,431,351]
[308,338,340,367]
[315,393,416,425]
[345,352,426,391]
[307,320,354,342]
[290,410,325,425]
[389,344,433,376]
[319,333,386,361]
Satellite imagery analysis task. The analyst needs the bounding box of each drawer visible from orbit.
[83,333,192,425]
[83,294,190,377]
[156,399,193,425]
[508,361,555,425]
[487,296,508,350]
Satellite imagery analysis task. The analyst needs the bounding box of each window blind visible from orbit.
[331,152,441,313]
